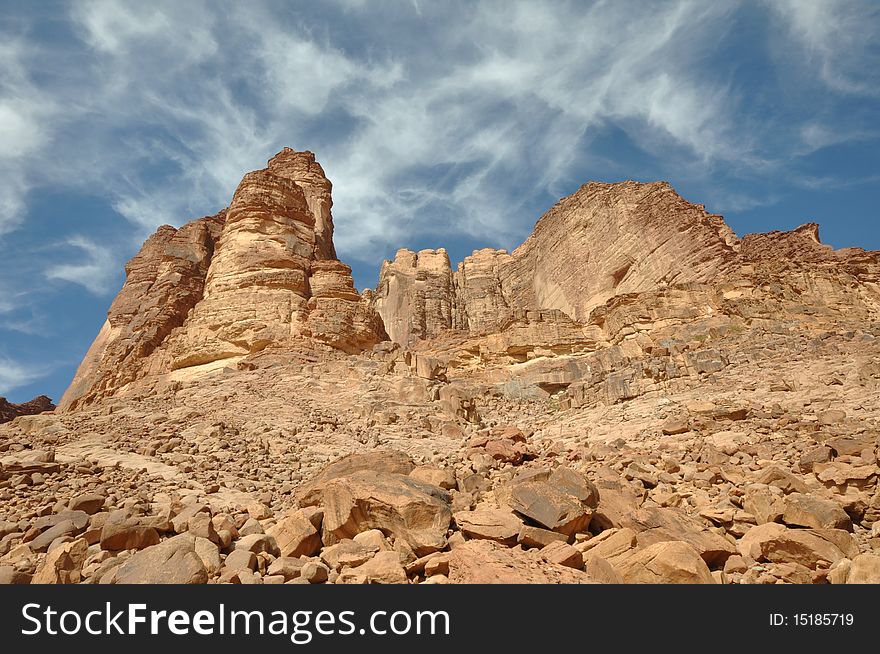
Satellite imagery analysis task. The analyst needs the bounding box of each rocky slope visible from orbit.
[2,148,879,585]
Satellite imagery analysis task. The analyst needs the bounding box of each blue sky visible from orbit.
[0,0,878,403]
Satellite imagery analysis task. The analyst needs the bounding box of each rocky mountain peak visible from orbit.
[59,149,385,410]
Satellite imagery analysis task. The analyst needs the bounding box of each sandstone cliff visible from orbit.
[60,149,386,410]
[371,181,743,347]
[61,148,880,416]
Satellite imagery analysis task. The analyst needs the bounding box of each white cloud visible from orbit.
[0,40,56,235]
[44,236,118,295]
[768,0,880,96]
[0,355,51,396]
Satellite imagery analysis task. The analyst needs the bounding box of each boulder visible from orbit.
[100,522,161,551]
[548,467,600,509]
[234,533,280,556]
[223,549,258,572]
[32,538,88,584]
[578,527,639,565]
[340,551,407,584]
[590,481,642,531]
[267,510,322,558]
[321,540,375,571]
[620,506,736,567]
[29,520,82,553]
[517,525,568,549]
[782,493,852,531]
[409,466,457,490]
[445,540,597,584]
[112,534,208,584]
[267,557,305,580]
[738,523,856,568]
[68,493,106,515]
[193,537,221,575]
[508,481,591,536]
[614,541,715,584]
[540,541,584,569]
[296,450,415,506]
[313,470,451,556]
[0,566,32,585]
[454,508,522,546]
[846,554,880,584]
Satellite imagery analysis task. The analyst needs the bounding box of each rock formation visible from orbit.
[371,181,743,345]
[4,147,880,586]
[60,149,386,410]
[0,395,54,425]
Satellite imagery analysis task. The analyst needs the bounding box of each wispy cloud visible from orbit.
[44,236,118,295]
[767,0,880,96]
[0,355,51,397]
[0,39,56,235]
[0,0,875,285]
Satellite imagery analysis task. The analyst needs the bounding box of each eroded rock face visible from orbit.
[61,149,385,409]
[61,214,225,410]
[372,181,743,344]
[372,248,456,347]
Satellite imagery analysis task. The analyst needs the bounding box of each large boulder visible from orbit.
[781,493,852,531]
[445,540,597,584]
[738,523,857,568]
[507,481,591,536]
[111,534,208,584]
[614,541,715,584]
[619,506,736,567]
[305,470,451,556]
[296,450,415,506]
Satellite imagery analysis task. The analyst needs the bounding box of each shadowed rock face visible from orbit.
[0,395,55,424]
